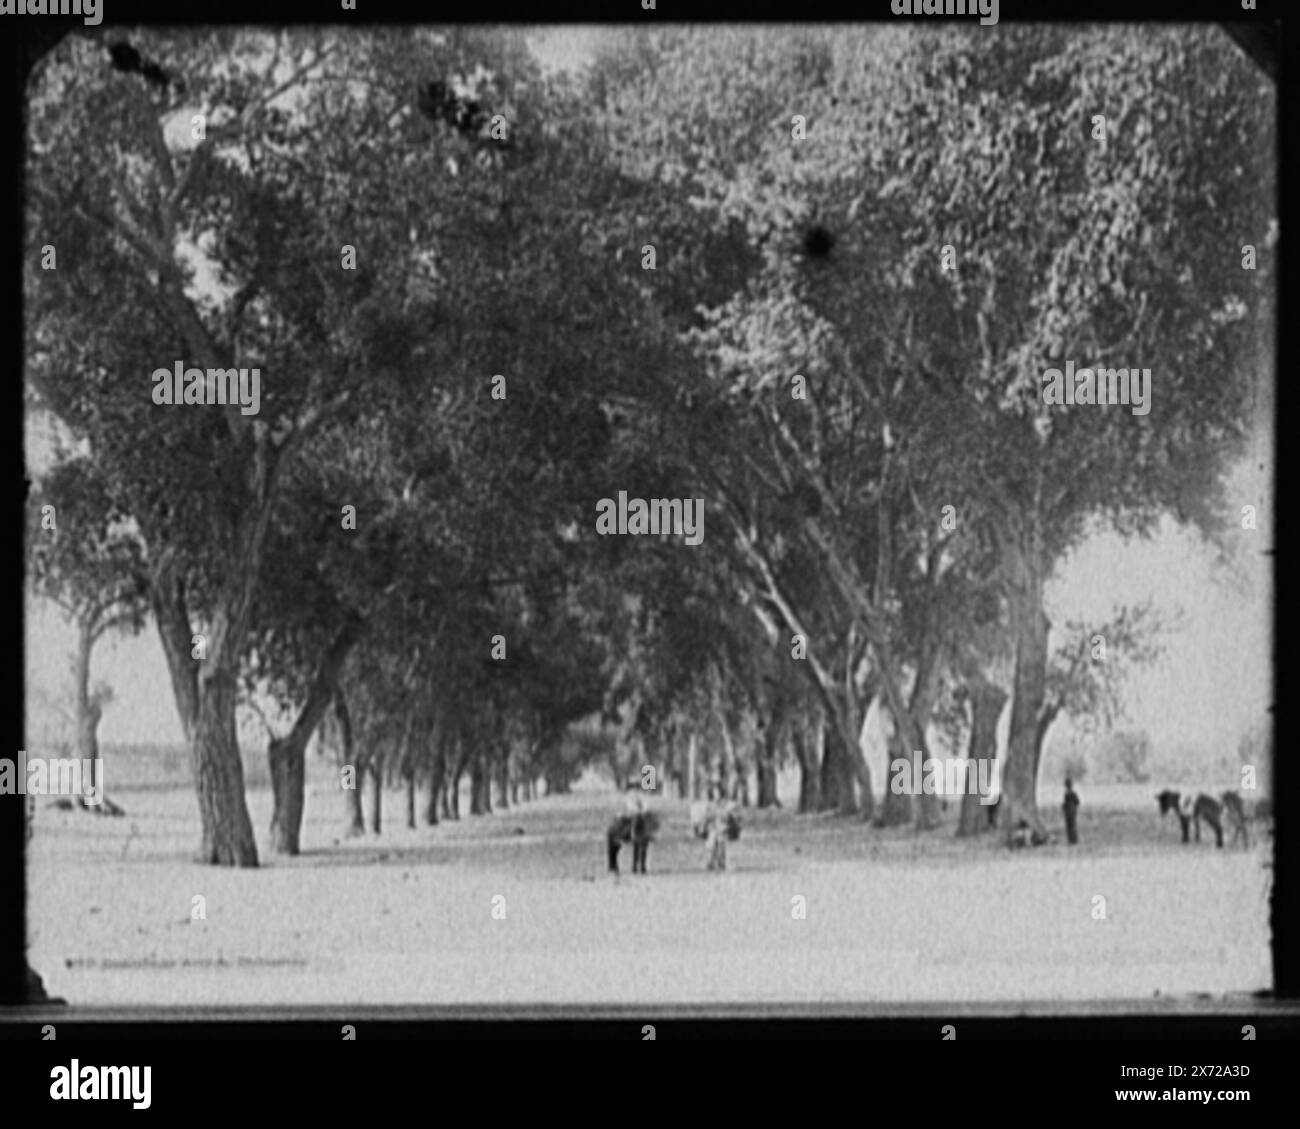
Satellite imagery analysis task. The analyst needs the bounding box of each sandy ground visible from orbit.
[26,771,1273,1006]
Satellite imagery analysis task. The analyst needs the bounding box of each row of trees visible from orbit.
[26,24,1272,864]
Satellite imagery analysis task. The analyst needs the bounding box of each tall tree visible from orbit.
[27,459,150,811]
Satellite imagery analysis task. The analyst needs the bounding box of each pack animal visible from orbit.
[606,810,659,875]
[1156,790,1223,848]
[1219,790,1258,848]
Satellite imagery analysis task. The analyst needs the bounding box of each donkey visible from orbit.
[606,810,660,875]
[1156,790,1223,848]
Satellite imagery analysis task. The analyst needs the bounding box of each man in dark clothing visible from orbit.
[1063,777,1081,845]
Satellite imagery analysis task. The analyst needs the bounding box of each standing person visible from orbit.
[606,808,623,875]
[1063,777,1081,846]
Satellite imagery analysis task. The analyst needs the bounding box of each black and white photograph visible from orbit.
[7,9,1286,1058]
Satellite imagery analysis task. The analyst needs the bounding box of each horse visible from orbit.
[607,810,660,875]
[1220,790,1263,848]
[1156,790,1223,847]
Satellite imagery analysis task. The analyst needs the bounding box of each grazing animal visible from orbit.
[1220,791,1254,848]
[606,810,659,875]
[1156,790,1223,848]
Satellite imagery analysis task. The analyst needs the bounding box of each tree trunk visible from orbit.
[345,765,366,836]
[150,570,199,743]
[843,719,874,820]
[764,529,884,821]
[793,720,821,814]
[335,694,365,838]
[470,754,491,815]
[732,742,750,805]
[494,749,510,810]
[151,471,279,866]
[717,715,736,798]
[1032,702,1061,788]
[74,699,105,810]
[189,667,259,866]
[545,768,571,795]
[916,745,942,828]
[908,645,945,831]
[268,736,306,851]
[876,681,940,830]
[404,767,417,830]
[425,746,445,826]
[367,757,382,835]
[801,656,873,820]
[958,682,1007,837]
[756,725,780,808]
[1001,541,1051,844]
[439,754,453,819]
[268,616,362,855]
[72,620,97,760]
[153,572,258,865]
[71,617,111,812]
[449,746,464,818]
[877,727,913,827]
[819,722,858,815]
[818,718,839,811]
